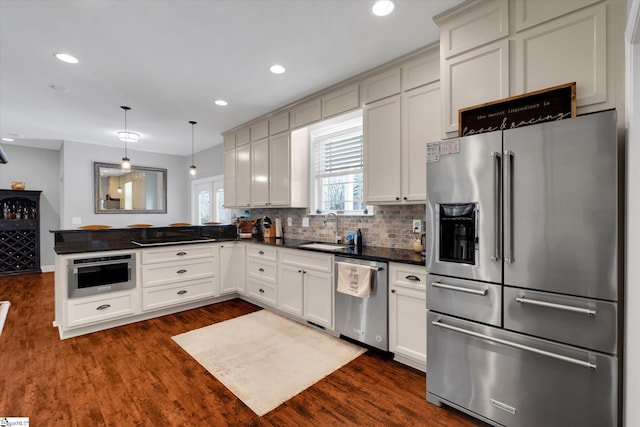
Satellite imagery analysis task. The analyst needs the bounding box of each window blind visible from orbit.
[314,134,363,175]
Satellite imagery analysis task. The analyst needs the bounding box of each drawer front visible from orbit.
[390,263,427,290]
[247,279,277,306]
[247,259,277,283]
[427,312,618,427]
[280,249,333,273]
[67,292,136,328]
[246,245,278,262]
[504,287,618,354]
[142,259,215,288]
[427,274,502,327]
[142,244,215,264]
[142,279,215,311]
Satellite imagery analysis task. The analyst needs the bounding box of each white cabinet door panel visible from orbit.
[515,3,607,107]
[251,138,269,207]
[269,133,291,206]
[236,144,251,207]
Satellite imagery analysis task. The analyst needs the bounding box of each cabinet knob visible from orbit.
[96,304,111,311]
[298,270,302,273]
[177,290,187,295]
[258,250,264,255]
[396,197,400,200]
[403,197,407,200]
[391,289,396,293]
[258,267,265,272]
[259,288,265,293]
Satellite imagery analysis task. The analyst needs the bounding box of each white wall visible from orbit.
[625,1,639,425]
[61,141,192,229]
[185,143,224,180]
[0,144,60,269]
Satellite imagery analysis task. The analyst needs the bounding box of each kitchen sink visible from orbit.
[297,242,349,252]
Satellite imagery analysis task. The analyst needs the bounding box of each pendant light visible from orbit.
[189,120,197,177]
[118,106,138,170]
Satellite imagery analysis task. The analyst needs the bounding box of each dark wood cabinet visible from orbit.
[0,189,41,275]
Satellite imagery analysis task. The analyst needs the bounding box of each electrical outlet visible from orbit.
[302,217,309,227]
[412,219,421,233]
[287,217,292,227]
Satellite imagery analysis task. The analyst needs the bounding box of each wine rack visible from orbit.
[0,189,41,275]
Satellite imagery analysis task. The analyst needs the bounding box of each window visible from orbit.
[309,110,371,215]
[191,175,228,224]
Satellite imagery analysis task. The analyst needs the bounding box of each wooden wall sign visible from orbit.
[458,82,576,137]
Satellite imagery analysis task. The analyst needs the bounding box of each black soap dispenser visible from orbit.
[356,228,363,252]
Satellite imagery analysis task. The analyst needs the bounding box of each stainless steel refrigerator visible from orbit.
[425,109,622,427]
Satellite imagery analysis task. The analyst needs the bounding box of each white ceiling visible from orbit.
[0,0,463,156]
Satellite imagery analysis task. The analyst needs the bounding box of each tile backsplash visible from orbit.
[230,204,426,251]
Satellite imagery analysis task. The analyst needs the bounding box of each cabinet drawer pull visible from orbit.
[176,252,187,256]
[96,304,111,311]
[432,282,487,296]
[177,269,187,274]
[177,290,187,295]
[405,275,421,282]
[258,250,264,255]
[258,267,264,272]
[259,288,265,293]
[516,297,596,316]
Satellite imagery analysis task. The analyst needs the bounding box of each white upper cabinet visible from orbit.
[364,95,402,203]
[322,84,359,119]
[268,133,291,206]
[402,53,440,92]
[223,148,236,208]
[360,68,401,104]
[250,119,269,142]
[269,112,290,135]
[250,137,270,207]
[514,2,607,107]
[435,0,624,136]
[235,143,252,207]
[291,99,322,129]
[402,82,441,202]
[223,133,235,151]
[235,126,251,146]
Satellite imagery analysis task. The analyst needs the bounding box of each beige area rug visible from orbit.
[172,310,366,416]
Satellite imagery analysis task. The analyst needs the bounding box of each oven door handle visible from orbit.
[516,296,596,316]
[431,282,487,296]
[432,320,596,370]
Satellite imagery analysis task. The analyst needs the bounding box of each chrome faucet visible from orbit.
[323,212,340,243]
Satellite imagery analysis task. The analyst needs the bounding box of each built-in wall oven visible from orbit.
[68,253,136,298]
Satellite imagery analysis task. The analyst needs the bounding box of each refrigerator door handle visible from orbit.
[491,151,501,262]
[432,281,488,296]
[504,150,514,264]
[432,319,597,370]
[515,296,597,316]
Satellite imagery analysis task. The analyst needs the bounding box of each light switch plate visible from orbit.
[287,217,292,227]
[412,219,421,233]
[302,217,309,227]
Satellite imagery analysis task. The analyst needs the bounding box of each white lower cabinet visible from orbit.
[388,262,427,371]
[219,242,246,295]
[141,244,218,311]
[66,290,138,329]
[246,244,278,306]
[279,249,334,330]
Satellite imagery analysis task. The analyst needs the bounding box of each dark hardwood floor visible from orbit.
[0,272,483,426]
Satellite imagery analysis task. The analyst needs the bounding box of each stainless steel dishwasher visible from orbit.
[334,256,388,351]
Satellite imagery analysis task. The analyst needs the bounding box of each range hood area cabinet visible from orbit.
[363,51,442,205]
[223,115,309,209]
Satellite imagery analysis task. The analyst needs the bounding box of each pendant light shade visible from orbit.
[189,120,197,177]
[119,106,137,170]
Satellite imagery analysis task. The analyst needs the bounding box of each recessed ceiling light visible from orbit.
[214,99,228,106]
[1,138,14,142]
[269,64,286,74]
[372,0,395,16]
[54,52,79,64]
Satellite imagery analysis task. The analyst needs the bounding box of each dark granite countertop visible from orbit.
[51,226,425,266]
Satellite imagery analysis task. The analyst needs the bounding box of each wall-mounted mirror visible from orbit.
[94,162,167,214]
